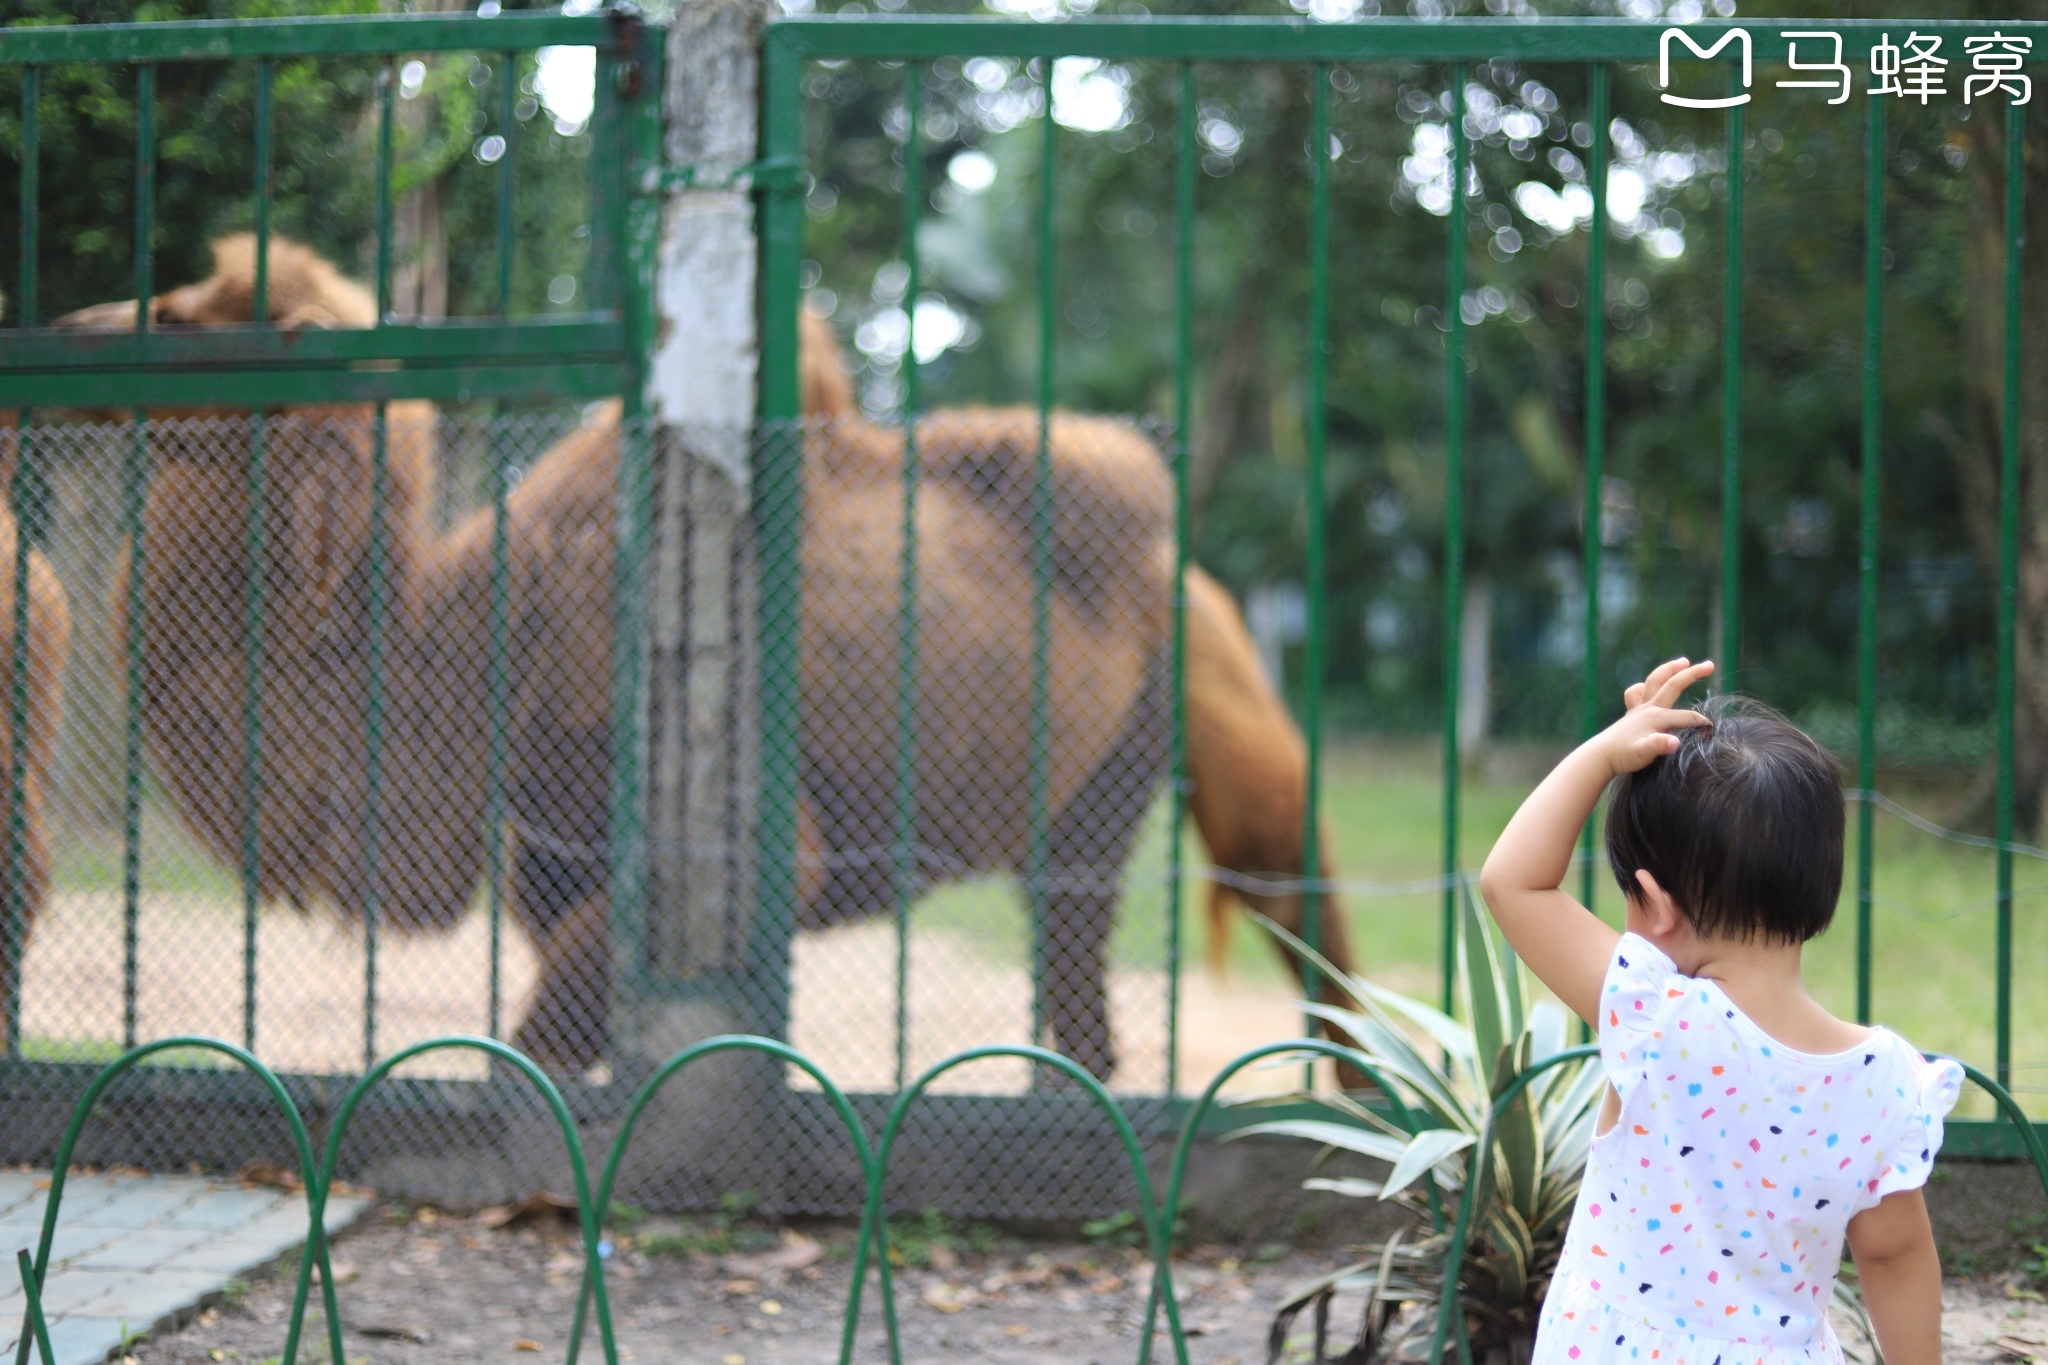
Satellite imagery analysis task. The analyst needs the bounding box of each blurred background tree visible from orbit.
[6,0,2043,835]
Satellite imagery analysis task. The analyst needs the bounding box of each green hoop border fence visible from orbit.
[755,15,2048,1130]
[8,1032,2045,1365]
[0,3,2044,1222]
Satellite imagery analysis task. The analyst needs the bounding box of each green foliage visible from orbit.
[1229,892,1601,1361]
[795,14,2019,750]
[885,1206,999,1267]
[631,1189,778,1258]
[0,0,596,324]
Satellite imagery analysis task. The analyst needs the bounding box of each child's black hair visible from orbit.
[1605,694,1844,944]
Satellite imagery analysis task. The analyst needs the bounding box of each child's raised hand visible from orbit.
[1604,657,1714,774]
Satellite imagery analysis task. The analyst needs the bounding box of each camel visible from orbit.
[64,235,1358,1084]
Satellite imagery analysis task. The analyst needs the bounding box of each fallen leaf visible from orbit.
[513,1340,543,1353]
[928,1243,959,1272]
[311,1261,358,1286]
[724,1229,824,1276]
[922,1281,974,1314]
[723,1355,746,1365]
[1998,1337,2047,1361]
[1089,1274,1125,1294]
[358,1324,432,1343]
[722,1278,759,1295]
[478,1191,580,1229]
[237,1159,304,1192]
[1002,1324,1030,1337]
[208,1351,224,1362]
[760,1300,783,1316]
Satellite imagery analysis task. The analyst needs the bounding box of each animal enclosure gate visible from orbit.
[0,7,2045,1223]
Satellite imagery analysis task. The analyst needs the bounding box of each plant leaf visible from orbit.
[1382,1129,1478,1201]
[1460,887,1507,1098]
[1302,1177,1386,1199]
[1225,1120,1410,1165]
[1494,1033,1544,1224]
[1528,1000,1570,1068]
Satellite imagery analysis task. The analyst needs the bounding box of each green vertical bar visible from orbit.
[363,405,389,1070]
[481,50,514,1037]
[1028,61,1056,1053]
[120,418,145,1053]
[16,67,34,329]
[1996,100,2023,1092]
[1167,61,1195,1098]
[2,415,29,1062]
[375,61,394,323]
[1301,64,1331,1053]
[1440,66,1468,1017]
[496,51,517,318]
[893,63,922,1091]
[134,65,155,323]
[486,417,509,1039]
[755,28,805,1038]
[4,71,34,1056]
[253,60,272,321]
[1719,75,1744,689]
[120,64,157,1054]
[1576,65,1607,924]
[242,57,274,1055]
[611,24,662,1015]
[608,404,652,1048]
[363,64,394,1069]
[1855,97,1885,1028]
[242,425,266,1055]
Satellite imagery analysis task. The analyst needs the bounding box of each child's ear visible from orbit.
[1633,869,1686,938]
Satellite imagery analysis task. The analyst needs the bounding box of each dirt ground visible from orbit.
[122,1202,2048,1365]
[19,896,1362,1098]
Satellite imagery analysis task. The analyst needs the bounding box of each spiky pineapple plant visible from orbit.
[1227,891,1605,1364]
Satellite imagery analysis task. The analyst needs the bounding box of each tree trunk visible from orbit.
[1954,112,2048,838]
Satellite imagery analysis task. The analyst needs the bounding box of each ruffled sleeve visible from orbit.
[1597,932,1682,1097]
[1859,1047,1965,1211]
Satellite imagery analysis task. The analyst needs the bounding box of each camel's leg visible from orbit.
[513,890,611,1072]
[1037,649,1170,1083]
[509,724,613,1069]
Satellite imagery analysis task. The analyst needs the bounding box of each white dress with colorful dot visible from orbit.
[1533,933,1962,1365]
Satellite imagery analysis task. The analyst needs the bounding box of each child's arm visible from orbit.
[1476,657,1712,1026]
[1846,1189,1943,1365]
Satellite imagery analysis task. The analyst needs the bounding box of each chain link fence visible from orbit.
[0,397,1200,1218]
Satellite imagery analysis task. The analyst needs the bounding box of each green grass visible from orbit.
[43,763,2043,1116]
[900,740,2044,1116]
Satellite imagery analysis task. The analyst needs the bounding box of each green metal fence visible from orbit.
[758,15,2048,1143]
[0,8,675,1192]
[4,5,2048,1226]
[9,1030,2048,1365]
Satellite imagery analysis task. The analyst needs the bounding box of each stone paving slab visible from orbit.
[0,1171,368,1365]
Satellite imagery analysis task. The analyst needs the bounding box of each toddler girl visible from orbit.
[1479,657,1959,1365]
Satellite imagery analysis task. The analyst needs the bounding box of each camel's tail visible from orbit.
[1204,876,1240,976]
[1199,844,1345,982]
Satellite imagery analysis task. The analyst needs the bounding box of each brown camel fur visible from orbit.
[0,436,71,1047]
[1181,566,1354,996]
[62,236,482,934]
[485,395,1178,1073]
